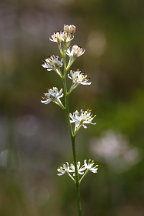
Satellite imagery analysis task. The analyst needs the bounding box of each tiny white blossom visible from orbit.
[57,161,85,177]
[84,159,98,173]
[66,45,85,58]
[42,55,63,72]
[70,161,86,176]
[50,31,74,43]
[41,87,64,108]
[57,162,73,176]
[68,70,91,86]
[64,24,76,34]
[69,110,96,133]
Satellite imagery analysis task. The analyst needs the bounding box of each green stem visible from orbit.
[62,52,82,216]
[67,172,76,183]
[79,169,89,184]
[71,135,82,216]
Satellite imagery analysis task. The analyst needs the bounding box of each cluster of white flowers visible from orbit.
[68,70,91,86]
[66,45,85,58]
[57,159,98,178]
[41,87,64,109]
[50,31,74,43]
[69,110,96,133]
[50,25,76,43]
[42,55,63,71]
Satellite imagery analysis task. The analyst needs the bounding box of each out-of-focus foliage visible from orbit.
[0,0,144,215]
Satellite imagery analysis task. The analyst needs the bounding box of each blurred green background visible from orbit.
[0,0,144,215]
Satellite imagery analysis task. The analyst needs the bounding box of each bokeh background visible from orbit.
[0,0,144,215]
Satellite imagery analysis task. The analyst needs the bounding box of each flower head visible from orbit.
[84,159,98,173]
[57,162,73,176]
[64,24,76,34]
[70,161,86,176]
[66,45,85,58]
[41,87,64,109]
[68,70,91,86]
[42,55,63,72]
[50,31,74,43]
[69,110,96,133]
[57,161,85,176]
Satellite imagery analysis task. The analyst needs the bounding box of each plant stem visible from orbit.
[62,52,82,216]
[71,135,82,216]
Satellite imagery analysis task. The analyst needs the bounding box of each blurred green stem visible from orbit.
[62,52,82,216]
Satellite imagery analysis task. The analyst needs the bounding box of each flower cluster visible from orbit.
[69,110,96,133]
[42,55,63,77]
[57,161,85,176]
[41,87,65,109]
[57,160,98,182]
[66,45,85,58]
[50,25,76,43]
[42,55,63,71]
[68,70,91,87]
[50,31,74,43]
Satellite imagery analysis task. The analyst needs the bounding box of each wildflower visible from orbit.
[64,24,76,34]
[68,70,91,86]
[57,161,85,177]
[42,55,63,71]
[70,161,86,176]
[57,162,73,176]
[69,110,96,133]
[66,45,85,58]
[42,55,63,77]
[83,159,98,173]
[50,31,74,43]
[41,87,65,109]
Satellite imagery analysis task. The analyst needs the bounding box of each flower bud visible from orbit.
[64,25,76,34]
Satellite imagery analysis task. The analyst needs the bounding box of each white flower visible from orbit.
[66,45,85,57]
[41,87,64,108]
[42,55,63,72]
[50,31,74,43]
[57,162,73,176]
[83,159,98,173]
[68,70,91,86]
[70,161,86,176]
[57,161,85,177]
[64,24,76,34]
[69,110,96,133]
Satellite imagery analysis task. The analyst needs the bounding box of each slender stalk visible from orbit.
[71,135,82,216]
[79,169,89,184]
[62,51,82,216]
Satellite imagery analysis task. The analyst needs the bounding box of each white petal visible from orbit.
[41,99,51,104]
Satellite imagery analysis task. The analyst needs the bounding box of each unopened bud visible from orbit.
[64,25,76,34]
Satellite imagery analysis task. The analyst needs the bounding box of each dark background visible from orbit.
[0,0,144,215]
